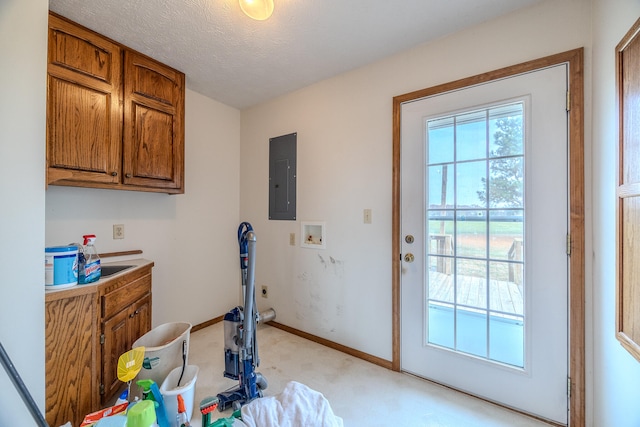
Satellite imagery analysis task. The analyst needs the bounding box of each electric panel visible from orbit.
[269,133,297,220]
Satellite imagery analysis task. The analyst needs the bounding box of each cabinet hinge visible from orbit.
[100,383,105,396]
[100,334,105,345]
[567,376,572,398]
[566,234,572,256]
[566,90,571,111]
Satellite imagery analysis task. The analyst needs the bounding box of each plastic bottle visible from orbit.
[115,388,129,405]
[176,394,190,427]
[127,400,158,427]
[79,234,101,284]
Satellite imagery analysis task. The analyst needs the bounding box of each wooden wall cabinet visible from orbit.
[616,18,640,363]
[45,261,153,427]
[47,13,185,194]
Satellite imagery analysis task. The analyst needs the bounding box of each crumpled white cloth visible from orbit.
[240,381,344,427]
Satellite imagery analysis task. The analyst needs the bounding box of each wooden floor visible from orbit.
[429,270,524,315]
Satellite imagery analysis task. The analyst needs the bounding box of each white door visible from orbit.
[400,65,568,424]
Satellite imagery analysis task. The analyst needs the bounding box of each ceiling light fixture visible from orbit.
[239,0,274,21]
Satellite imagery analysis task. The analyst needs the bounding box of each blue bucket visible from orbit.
[45,245,79,289]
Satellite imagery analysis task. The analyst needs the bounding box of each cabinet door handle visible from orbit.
[111,171,118,176]
[129,309,140,318]
[125,173,132,178]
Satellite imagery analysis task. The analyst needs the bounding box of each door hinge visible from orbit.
[566,90,571,111]
[100,383,105,395]
[566,234,572,256]
[567,376,572,398]
[100,334,105,345]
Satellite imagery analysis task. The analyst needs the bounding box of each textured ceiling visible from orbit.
[49,0,542,109]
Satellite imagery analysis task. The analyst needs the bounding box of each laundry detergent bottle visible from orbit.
[79,234,101,284]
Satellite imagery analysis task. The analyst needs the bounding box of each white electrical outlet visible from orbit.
[113,224,125,239]
[261,285,268,298]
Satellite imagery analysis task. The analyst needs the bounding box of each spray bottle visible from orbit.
[136,379,170,427]
[79,234,101,284]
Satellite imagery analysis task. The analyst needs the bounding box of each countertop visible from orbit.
[45,258,154,300]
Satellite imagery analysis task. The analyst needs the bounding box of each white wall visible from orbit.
[240,0,591,361]
[591,0,640,426]
[9,0,640,425]
[0,0,48,424]
[45,89,242,327]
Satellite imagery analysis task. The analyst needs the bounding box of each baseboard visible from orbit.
[269,321,393,370]
[192,316,393,371]
[192,315,224,333]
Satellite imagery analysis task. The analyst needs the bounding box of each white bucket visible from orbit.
[45,245,78,289]
[132,322,192,386]
[160,365,198,427]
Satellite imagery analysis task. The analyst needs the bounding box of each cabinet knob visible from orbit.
[111,171,118,176]
[125,173,132,178]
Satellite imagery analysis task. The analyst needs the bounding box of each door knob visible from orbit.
[404,253,415,263]
[405,235,415,244]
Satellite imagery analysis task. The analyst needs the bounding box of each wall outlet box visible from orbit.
[113,224,124,239]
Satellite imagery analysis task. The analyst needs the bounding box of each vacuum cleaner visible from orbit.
[215,222,275,412]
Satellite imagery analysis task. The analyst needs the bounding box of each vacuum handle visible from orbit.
[238,222,253,270]
[242,230,257,351]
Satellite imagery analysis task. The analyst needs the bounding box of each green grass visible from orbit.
[428,219,523,281]
[429,220,522,236]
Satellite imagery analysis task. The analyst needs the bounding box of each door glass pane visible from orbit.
[457,307,487,358]
[426,101,525,368]
[489,104,524,157]
[456,160,486,209]
[488,157,524,209]
[456,211,487,259]
[489,210,523,260]
[456,110,487,162]
[427,117,454,164]
[456,258,487,309]
[428,302,454,348]
[428,164,454,208]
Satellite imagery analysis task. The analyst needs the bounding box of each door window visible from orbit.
[426,102,525,367]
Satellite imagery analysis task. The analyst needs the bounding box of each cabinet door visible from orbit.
[101,294,151,405]
[123,51,185,192]
[47,14,122,185]
[45,292,97,427]
[129,294,152,345]
[101,308,129,405]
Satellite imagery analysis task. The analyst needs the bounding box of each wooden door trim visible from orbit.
[391,48,585,426]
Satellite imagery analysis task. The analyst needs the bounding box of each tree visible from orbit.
[477,116,523,208]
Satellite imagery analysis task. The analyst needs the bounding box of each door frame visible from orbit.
[392,48,584,426]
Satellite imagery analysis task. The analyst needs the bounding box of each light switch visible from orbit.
[364,209,372,224]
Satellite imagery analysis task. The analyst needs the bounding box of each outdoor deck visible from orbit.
[429,271,523,315]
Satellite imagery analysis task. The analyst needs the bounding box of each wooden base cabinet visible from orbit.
[45,288,98,427]
[100,272,152,405]
[45,261,153,427]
